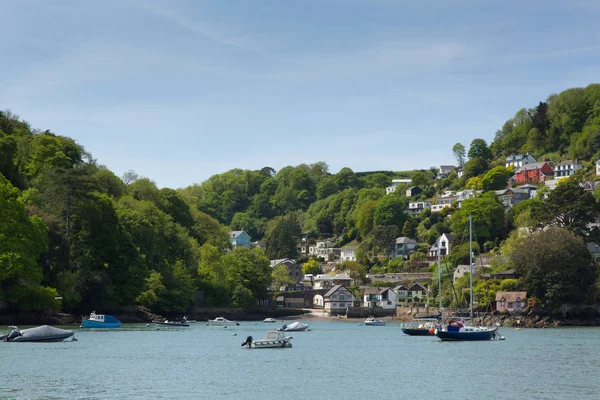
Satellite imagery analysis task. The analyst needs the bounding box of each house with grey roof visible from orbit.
[317,284,357,315]
[437,165,456,180]
[363,287,397,310]
[229,230,252,249]
[394,237,418,259]
[506,153,536,169]
[554,159,582,178]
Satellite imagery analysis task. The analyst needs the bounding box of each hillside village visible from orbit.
[2,84,600,320]
[228,152,600,318]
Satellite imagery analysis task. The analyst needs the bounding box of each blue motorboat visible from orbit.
[82,312,121,328]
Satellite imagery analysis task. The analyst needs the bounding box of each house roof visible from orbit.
[269,258,296,268]
[408,283,427,291]
[230,230,248,238]
[324,284,344,298]
[587,243,600,254]
[363,287,383,295]
[440,233,454,242]
[333,273,352,281]
[556,159,579,166]
[393,285,408,291]
[395,237,418,245]
[515,162,550,173]
[495,291,527,302]
[506,153,535,161]
[314,274,334,281]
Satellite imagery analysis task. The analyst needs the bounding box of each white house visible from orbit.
[386,178,412,194]
[506,153,536,169]
[313,274,335,289]
[554,159,582,178]
[428,233,454,257]
[309,240,340,259]
[363,287,397,310]
[407,201,431,216]
[437,165,455,180]
[340,242,357,262]
[322,285,357,315]
[431,196,457,212]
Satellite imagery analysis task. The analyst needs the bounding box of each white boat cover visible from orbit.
[2,325,74,342]
[282,322,308,331]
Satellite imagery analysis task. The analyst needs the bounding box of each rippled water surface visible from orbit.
[1,321,599,399]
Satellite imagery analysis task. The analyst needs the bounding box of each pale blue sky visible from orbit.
[2,0,599,188]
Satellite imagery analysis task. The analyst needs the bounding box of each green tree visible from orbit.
[355,200,377,239]
[481,166,512,192]
[265,214,301,259]
[451,192,505,244]
[465,177,482,190]
[373,195,408,228]
[452,143,466,167]
[341,261,367,284]
[468,139,492,162]
[272,264,294,289]
[410,171,430,188]
[222,247,271,304]
[302,259,321,275]
[462,158,489,179]
[510,227,595,307]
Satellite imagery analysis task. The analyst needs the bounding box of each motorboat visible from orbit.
[401,320,436,336]
[152,319,190,327]
[276,321,309,332]
[208,317,239,326]
[82,311,121,328]
[241,331,292,348]
[2,325,74,342]
[263,318,276,323]
[364,317,386,326]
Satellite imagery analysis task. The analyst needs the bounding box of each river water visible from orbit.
[1,320,598,399]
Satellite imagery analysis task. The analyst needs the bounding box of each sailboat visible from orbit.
[401,238,443,336]
[434,215,498,341]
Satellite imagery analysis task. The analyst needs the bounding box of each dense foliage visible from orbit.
[2,83,600,313]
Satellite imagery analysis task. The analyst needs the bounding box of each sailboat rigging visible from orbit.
[434,215,499,341]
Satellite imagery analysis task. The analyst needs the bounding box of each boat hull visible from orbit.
[250,340,292,348]
[435,329,496,341]
[152,321,189,327]
[402,328,432,336]
[82,320,121,328]
[364,322,385,326]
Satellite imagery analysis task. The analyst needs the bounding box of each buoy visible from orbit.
[224,326,227,328]
[515,327,521,331]
[429,327,435,335]
[146,324,150,327]
[233,333,237,336]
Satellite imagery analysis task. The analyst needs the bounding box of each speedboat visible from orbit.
[82,311,121,328]
[364,317,386,326]
[263,318,276,323]
[276,321,309,332]
[434,319,498,341]
[401,320,436,336]
[208,317,239,326]
[2,325,74,342]
[152,319,190,327]
[241,331,292,348]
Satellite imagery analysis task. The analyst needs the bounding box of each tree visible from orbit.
[452,143,466,167]
[302,259,321,275]
[373,195,408,228]
[222,247,271,304]
[462,158,489,179]
[121,169,139,185]
[537,179,599,239]
[341,261,366,284]
[510,227,595,307]
[355,200,377,239]
[265,214,301,259]
[468,139,492,162]
[272,264,294,289]
[410,171,430,188]
[481,166,512,192]
[465,177,482,190]
[451,192,505,244]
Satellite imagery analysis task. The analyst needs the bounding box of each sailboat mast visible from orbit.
[437,238,442,312]
[469,214,473,321]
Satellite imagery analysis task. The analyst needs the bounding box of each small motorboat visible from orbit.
[241,331,292,348]
[364,317,386,326]
[276,321,309,332]
[401,320,436,335]
[82,311,121,328]
[208,317,239,326]
[263,318,276,323]
[2,325,74,342]
[152,319,190,327]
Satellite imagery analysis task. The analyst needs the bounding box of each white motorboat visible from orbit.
[241,331,292,348]
[276,321,309,332]
[364,317,386,326]
[152,319,189,327]
[263,318,276,323]
[208,317,239,326]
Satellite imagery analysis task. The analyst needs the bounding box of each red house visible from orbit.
[514,162,553,185]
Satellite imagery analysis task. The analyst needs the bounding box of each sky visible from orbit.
[2,0,600,188]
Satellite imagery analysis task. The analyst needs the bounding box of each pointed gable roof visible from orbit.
[408,282,427,292]
[324,284,343,298]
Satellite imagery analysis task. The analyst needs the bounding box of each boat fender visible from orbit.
[429,327,435,335]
